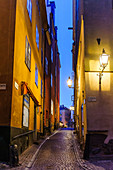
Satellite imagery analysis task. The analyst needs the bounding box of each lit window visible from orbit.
[51,74,52,87]
[35,64,38,87]
[27,0,32,21]
[45,57,48,75]
[36,25,39,49]
[23,93,30,127]
[25,37,31,71]
[51,99,53,115]
[51,47,53,63]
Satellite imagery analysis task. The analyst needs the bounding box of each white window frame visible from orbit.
[25,37,31,71]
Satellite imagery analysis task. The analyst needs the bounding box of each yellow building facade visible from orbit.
[11,0,44,154]
[74,16,87,148]
[0,0,60,162]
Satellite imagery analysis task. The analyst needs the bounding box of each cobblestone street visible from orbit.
[28,129,113,170]
[1,129,113,169]
[32,130,82,170]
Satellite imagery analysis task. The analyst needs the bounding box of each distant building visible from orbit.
[60,105,71,127]
[44,0,61,133]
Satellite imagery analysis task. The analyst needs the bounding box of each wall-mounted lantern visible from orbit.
[98,48,110,85]
[67,76,74,88]
[100,48,109,68]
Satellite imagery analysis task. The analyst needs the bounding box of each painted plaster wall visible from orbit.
[11,0,43,132]
[84,0,113,140]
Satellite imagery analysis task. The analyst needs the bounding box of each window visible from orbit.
[41,80,42,97]
[35,64,38,87]
[45,57,48,75]
[36,25,39,49]
[36,0,40,15]
[55,66,57,77]
[27,0,32,21]
[22,94,30,127]
[51,74,52,87]
[51,47,53,63]
[51,99,53,115]
[25,37,31,71]
[41,48,43,66]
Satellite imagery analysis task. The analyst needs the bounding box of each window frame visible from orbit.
[25,36,31,71]
[27,0,32,22]
[22,93,30,128]
[45,57,48,75]
[51,47,53,63]
[36,25,39,49]
[35,63,38,87]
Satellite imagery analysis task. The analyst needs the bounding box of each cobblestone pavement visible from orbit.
[1,130,113,169]
[32,130,83,170]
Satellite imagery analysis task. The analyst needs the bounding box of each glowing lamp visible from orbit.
[100,49,109,67]
[67,77,72,88]
[70,106,74,111]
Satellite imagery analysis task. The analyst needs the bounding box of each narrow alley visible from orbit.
[28,129,113,170]
[1,129,113,170]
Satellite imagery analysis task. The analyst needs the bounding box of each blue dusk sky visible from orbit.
[54,0,73,109]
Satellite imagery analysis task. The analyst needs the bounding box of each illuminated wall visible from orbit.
[84,0,113,134]
[11,0,43,132]
[75,15,87,143]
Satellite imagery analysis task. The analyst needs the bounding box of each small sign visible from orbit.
[0,84,6,90]
[88,96,96,102]
[15,81,19,90]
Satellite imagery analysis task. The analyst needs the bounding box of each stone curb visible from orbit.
[72,131,104,170]
[25,130,59,169]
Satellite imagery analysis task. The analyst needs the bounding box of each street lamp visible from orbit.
[70,106,74,111]
[67,76,74,88]
[100,48,109,68]
[99,48,109,85]
[67,76,75,130]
